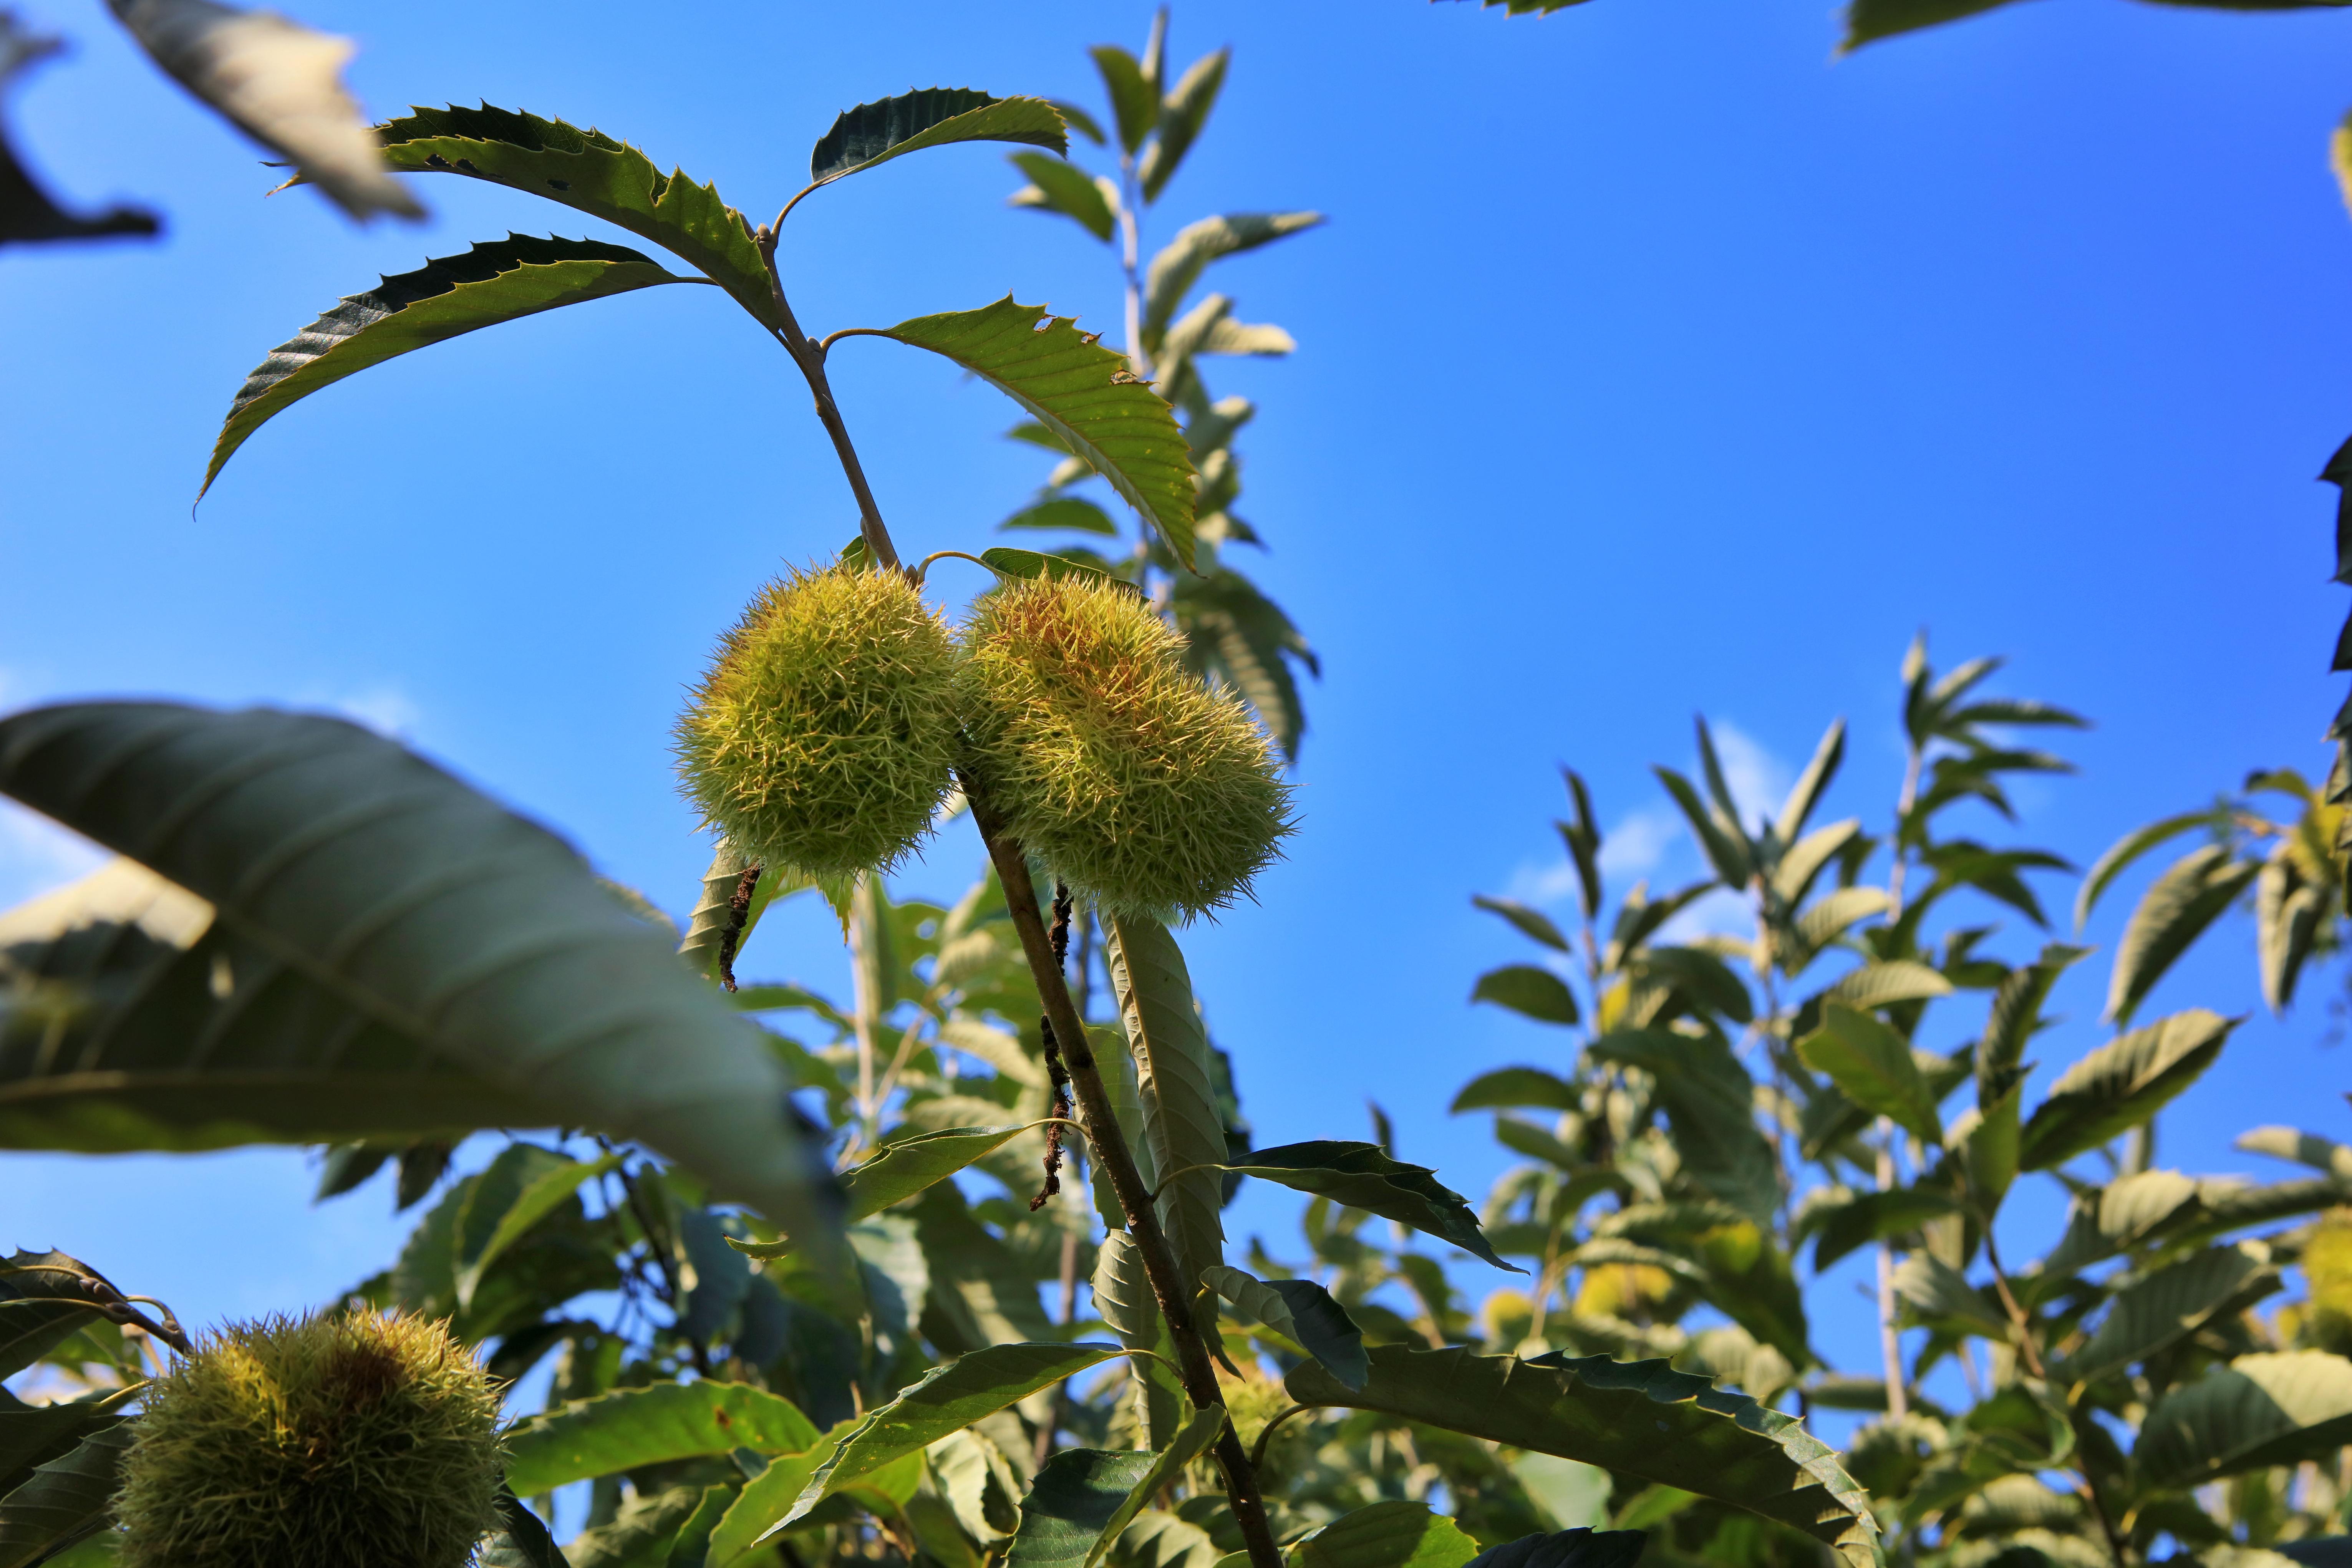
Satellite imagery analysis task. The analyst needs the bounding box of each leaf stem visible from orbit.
[754,225,900,572]
[961,773,1284,1568]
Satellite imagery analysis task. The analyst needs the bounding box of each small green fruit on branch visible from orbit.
[961,573,1292,922]
[115,1311,503,1568]
[675,564,963,879]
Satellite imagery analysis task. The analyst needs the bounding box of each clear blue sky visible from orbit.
[8,0,2352,1398]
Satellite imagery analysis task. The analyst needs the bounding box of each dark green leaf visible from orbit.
[978,548,1141,599]
[1450,1067,1580,1115]
[504,1381,823,1496]
[1801,1186,1962,1272]
[775,1343,1126,1533]
[1283,1348,1874,1568]
[1473,896,1571,953]
[567,1484,708,1568]
[0,705,838,1248]
[200,235,683,499]
[1169,567,1317,762]
[844,1126,1033,1220]
[2018,1010,2234,1171]
[1006,1409,1223,1568]
[1795,1003,1940,1145]
[2107,846,2259,1025]
[2135,1351,2352,1488]
[1291,1502,1481,1568]
[493,1488,571,1568]
[1586,1030,1775,1227]
[1104,916,1228,1322]
[1001,496,1120,535]
[1773,719,1847,845]
[1471,966,1579,1026]
[874,298,1195,569]
[810,90,1064,186]
[2064,1245,2277,1384]
[1890,1253,2009,1339]
[2072,811,2214,932]
[457,1148,623,1310]
[1652,767,1750,888]
[1213,1141,1517,1272]
[1008,152,1114,242]
[370,106,777,330]
[1465,1530,1648,1568]
[1203,1265,1367,1391]
[1089,47,1156,154]
[0,1420,131,1568]
[1142,213,1324,346]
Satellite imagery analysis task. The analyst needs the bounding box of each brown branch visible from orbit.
[961,774,1283,1568]
[717,864,761,993]
[754,223,900,572]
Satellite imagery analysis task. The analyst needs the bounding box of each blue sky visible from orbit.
[8,0,2352,1402]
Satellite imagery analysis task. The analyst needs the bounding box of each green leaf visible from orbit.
[676,842,792,988]
[0,705,838,1246]
[2018,1010,2234,1172]
[774,1343,1127,1534]
[1212,1141,1517,1272]
[978,548,1142,599]
[1586,1030,1775,1227]
[2063,1245,2277,1384]
[2136,1351,2352,1488]
[1465,1530,1648,1568]
[199,235,685,499]
[2256,845,2327,1012]
[370,105,779,331]
[1801,1185,1962,1272]
[1008,152,1114,242]
[1002,496,1120,535]
[1142,213,1324,346]
[1090,1230,1160,1351]
[569,1484,711,1568]
[1473,896,1571,953]
[493,1487,572,1568]
[1006,1408,1224,1568]
[1774,719,1848,846]
[2074,811,2215,932]
[1652,767,1750,888]
[875,298,1195,570]
[1890,1253,2010,1340]
[1104,915,1228,1319]
[0,1404,120,1500]
[1840,0,2022,50]
[1137,50,1227,204]
[1795,1002,1941,1145]
[1471,965,1580,1026]
[664,1484,736,1568]
[1449,1067,1580,1115]
[1089,47,1156,154]
[844,1126,1032,1220]
[0,1262,106,1384]
[503,1381,824,1496]
[1291,1502,1481,1568]
[0,1420,131,1568]
[1168,567,1318,762]
[1825,960,1954,1011]
[706,1427,849,1566]
[457,1148,625,1310]
[810,90,1065,186]
[2107,846,2259,1025]
[1202,1265,1368,1390]
[1283,1347,1874,1568]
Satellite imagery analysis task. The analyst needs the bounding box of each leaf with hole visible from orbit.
[1283,1347,1874,1568]
[873,299,1195,569]
[0,704,838,1249]
[199,235,686,499]
[810,90,1064,186]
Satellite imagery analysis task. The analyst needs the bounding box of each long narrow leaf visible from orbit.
[1104,916,1227,1315]
[811,90,1064,185]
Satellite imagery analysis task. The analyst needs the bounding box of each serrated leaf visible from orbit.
[2135,1351,2352,1488]
[1213,1141,1517,1272]
[1796,1003,1940,1145]
[1282,1347,1873,1568]
[1586,1030,1775,1227]
[1008,151,1114,242]
[1291,1502,1480,1568]
[0,1404,121,1500]
[773,1343,1126,1534]
[1450,1067,1580,1115]
[369,104,777,330]
[0,19,159,244]
[0,704,838,1250]
[1802,1185,1961,1272]
[0,1420,131,1568]
[1827,960,1954,1011]
[503,1381,823,1496]
[1169,567,1316,761]
[2018,1010,2234,1172]
[1137,49,1227,204]
[1090,1230,1159,1351]
[1141,213,1324,346]
[1472,965,1580,1026]
[1202,1265,1367,1390]
[456,1147,623,1311]
[1006,1408,1224,1568]
[199,234,685,498]
[876,298,1195,569]
[109,0,419,220]
[844,1125,1032,1220]
[1002,496,1120,535]
[2063,1245,2277,1384]
[2107,846,2259,1024]
[810,90,1064,186]
[1890,1253,2009,1339]
[979,548,1142,598]
[1104,915,1228,1317]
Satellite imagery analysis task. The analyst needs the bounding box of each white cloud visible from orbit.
[299,683,422,740]
[1710,720,1793,834]
[1597,804,1679,880]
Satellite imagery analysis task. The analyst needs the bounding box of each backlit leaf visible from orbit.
[1142,213,1324,346]
[810,90,1064,186]
[503,1381,823,1496]
[1005,1408,1223,1568]
[1105,915,1229,1319]
[1203,1265,1367,1390]
[2136,1351,2352,1488]
[1472,965,1579,1026]
[844,1126,1033,1220]
[2018,1010,2233,1172]
[1213,1141,1516,1272]
[1291,1502,1480,1568]
[1008,151,1114,242]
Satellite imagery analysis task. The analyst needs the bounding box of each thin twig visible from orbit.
[717,865,761,993]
